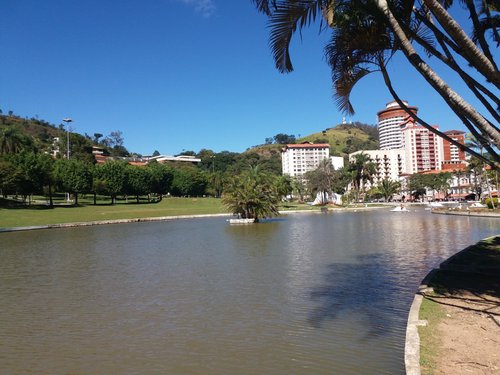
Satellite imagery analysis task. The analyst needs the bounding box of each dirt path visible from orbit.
[419,236,500,375]
[432,288,500,374]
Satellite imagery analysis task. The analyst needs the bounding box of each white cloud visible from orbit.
[178,0,216,18]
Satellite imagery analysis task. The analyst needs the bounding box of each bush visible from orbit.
[485,197,498,209]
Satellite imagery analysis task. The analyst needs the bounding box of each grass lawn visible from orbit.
[0,196,228,228]
[0,196,325,228]
[418,296,446,375]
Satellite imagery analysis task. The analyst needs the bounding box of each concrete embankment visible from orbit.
[0,213,232,233]
[431,209,500,218]
[1,206,390,233]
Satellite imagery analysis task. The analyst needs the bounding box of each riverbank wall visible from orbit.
[431,209,500,218]
[0,206,390,233]
[0,213,232,233]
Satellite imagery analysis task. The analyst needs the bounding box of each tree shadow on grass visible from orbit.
[0,198,53,210]
[420,236,500,325]
[421,269,500,324]
[0,197,160,209]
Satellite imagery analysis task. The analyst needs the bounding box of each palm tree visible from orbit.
[377,179,401,202]
[222,167,280,221]
[252,0,500,168]
[467,134,495,207]
[349,153,377,202]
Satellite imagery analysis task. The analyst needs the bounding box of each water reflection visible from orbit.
[0,210,498,375]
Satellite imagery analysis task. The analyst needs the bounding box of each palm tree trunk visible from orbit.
[423,0,499,87]
[375,0,500,150]
[379,63,500,168]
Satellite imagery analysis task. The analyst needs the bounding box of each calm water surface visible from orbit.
[0,210,498,374]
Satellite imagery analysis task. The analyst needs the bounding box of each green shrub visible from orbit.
[485,197,498,209]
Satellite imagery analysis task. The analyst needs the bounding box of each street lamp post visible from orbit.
[63,118,73,159]
[63,118,73,202]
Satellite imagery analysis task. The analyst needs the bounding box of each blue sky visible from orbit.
[0,0,488,155]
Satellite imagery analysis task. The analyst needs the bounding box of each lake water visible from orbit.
[0,209,498,374]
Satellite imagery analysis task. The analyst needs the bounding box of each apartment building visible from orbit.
[377,100,418,149]
[441,130,467,170]
[281,142,332,177]
[401,120,444,174]
[349,148,405,186]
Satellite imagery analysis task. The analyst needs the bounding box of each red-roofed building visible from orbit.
[282,142,342,177]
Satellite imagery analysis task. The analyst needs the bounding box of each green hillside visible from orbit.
[0,114,128,159]
[0,114,62,153]
[1,113,378,164]
[247,123,379,159]
[298,123,378,156]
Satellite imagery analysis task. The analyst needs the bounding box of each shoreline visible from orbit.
[405,235,500,374]
[431,209,500,218]
[0,213,232,233]
[0,205,389,233]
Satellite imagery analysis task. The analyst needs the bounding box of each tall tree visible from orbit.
[348,153,377,202]
[94,160,128,204]
[125,165,152,203]
[147,161,173,201]
[54,159,93,205]
[253,0,499,168]
[7,152,53,204]
[171,166,207,197]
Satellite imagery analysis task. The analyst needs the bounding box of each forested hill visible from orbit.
[247,122,379,158]
[0,113,61,152]
[0,112,378,161]
[0,113,129,159]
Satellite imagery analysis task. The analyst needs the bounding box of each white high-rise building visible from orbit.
[349,149,405,186]
[377,101,418,149]
[281,142,332,177]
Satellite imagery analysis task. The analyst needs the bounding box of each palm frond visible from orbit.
[324,1,392,114]
[268,1,327,73]
[334,67,372,115]
[472,14,500,46]
[252,0,278,16]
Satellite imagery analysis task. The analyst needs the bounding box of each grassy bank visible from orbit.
[419,296,446,375]
[418,236,500,374]
[0,197,325,228]
[0,197,229,228]
[0,195,386,229]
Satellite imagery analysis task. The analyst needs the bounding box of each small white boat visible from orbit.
[429,202,444,208]
[391,205,409,212]
[228,218,256,224]
[470,202,487,208]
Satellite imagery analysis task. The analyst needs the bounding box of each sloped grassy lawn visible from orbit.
[0,197,228,228]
